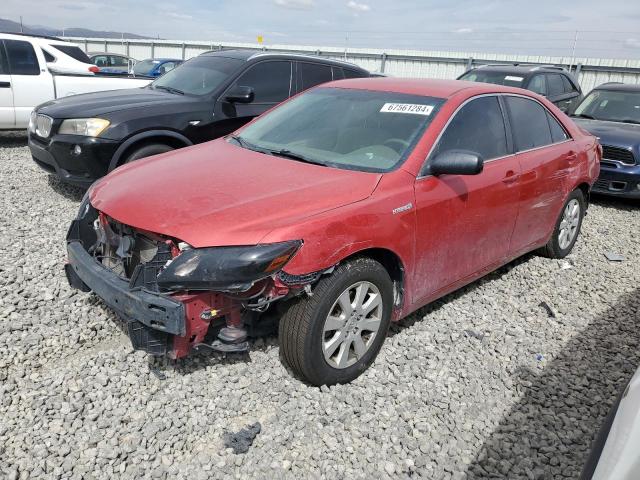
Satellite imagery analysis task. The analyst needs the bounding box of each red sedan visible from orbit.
[65,78,600,386]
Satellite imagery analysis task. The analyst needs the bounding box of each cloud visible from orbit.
[274,0,315,10]
[625,38,640,48]
[453,27,473,34]
[166,12,193,20]
[346,1,370,13]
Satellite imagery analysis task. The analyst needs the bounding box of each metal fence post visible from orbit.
[151,42,155,58]
[575,63,583,80]
[126,41,130,57]
[466,57,473,70]
[104,39,108,52]
[84,39,88,52]
[381,52,387,73]
[181,43,186,60]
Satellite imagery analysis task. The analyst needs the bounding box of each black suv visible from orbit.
[29,50,369,187]
[458,64,583,113]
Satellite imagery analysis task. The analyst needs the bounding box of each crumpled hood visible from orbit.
[37,88,187,119]
[90,139,382,247]
[573,118,640,147]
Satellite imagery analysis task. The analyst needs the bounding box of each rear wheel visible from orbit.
[279,257,393,386]
[123,143,174,164]
[539,189,585,259]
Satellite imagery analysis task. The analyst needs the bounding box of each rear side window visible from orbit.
[528,75,546,95]
[0,43,7,74]
[298,62,333,91]
[50,44,92,64]
[332,67,345,80]
[431,96,508,162]
[547,112,569,143]
[546,74,565,97]
[233,61,292,103]
[505,96,553,150]
[5,40,40,75]
[41,49,55,63]
[343,69,364,79]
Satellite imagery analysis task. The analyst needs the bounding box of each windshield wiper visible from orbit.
[154,85,185,95]
[267,149,327,166]
[571,113,596,120]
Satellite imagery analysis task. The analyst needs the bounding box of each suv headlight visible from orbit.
[59,118,110,137]
[156,240,303,292]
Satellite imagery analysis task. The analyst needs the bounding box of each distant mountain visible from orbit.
[0,17,150,39]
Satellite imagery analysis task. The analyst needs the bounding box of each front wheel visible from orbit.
[278,257,393,386]
[539,188,585,259]
[123,143,174,164]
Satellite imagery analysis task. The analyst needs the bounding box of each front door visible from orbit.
[0,41,14,128]
[412,95,521,302]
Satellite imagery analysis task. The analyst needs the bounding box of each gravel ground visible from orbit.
[0,131,639,480]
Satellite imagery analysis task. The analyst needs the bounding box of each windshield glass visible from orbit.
[234,88,445,173]
[150,56,243,95]
[573,89,640,124]
[132,59,158,75]
[459,70,525,87]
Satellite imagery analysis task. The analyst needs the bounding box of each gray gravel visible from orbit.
[1,131,639,480]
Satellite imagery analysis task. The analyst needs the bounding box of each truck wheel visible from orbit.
[279,257,393,386]
[124,144,174,163]
[539,188,585,259]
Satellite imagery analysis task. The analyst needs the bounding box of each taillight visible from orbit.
[88,66,100,73]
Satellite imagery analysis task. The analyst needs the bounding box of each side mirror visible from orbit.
[429,150,484,176]
[225,86,255,104]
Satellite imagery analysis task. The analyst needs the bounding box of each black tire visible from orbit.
[539,188,585,259]
[123,144,174,164]
[279,257,393,386]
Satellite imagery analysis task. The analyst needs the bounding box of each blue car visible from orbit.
[131,58,184,77]
[571,83,640,199]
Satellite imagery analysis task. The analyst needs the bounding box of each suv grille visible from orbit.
[35,114,53,138]
[602,145,635,165]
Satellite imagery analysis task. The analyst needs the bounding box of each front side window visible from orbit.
[573,89,640,124]
[505,96,553,151]
[298,62,333,91]
[93,55,108,67]
[110,55,128,67]
[234,87,444,173]
[232,61,291,103]
[4,40,40,75]
[133,59,157,75]
[430,96,508,163]
[151,56,243,95]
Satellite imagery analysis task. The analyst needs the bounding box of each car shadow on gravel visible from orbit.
[465,287,640,480]
[0,131,27,147]
[47,175,86,202]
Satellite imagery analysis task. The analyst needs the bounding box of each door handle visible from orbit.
[502,170,520,184]
[0,81,10,88]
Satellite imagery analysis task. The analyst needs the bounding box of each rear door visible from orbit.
[295,61,333,94]
[546,73,581,112]
[504,95,574,253]
[5,39,53,128]
[412,95,521,301]
[0,40,15,128]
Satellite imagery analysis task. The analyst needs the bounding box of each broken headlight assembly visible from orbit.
[156,240,302,292]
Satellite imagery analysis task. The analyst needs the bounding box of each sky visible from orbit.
[4,0,640,58]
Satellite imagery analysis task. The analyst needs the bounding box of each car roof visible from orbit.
[321,77,537,99]
[200,49,367,72]
[0,32,80,48]
[594,82,640,92]
[470,64,569,76]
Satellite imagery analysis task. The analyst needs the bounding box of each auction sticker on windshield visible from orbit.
[380,103,434,115]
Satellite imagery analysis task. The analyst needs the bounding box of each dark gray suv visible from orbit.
[458,64,583,113]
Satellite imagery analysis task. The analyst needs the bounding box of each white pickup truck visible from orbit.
[0,33,151,130]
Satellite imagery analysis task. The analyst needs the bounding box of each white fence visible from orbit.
[71,37,640,93]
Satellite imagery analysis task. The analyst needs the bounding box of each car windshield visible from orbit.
[459,70,525,87]
[150,56,243,95]
[573,89,640,124]
[233,87,445,173]
[133,59,159,75]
